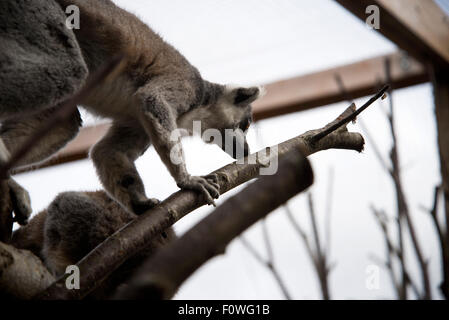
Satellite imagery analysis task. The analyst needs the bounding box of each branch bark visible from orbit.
[38,87,386,300]
[114,149,313,299]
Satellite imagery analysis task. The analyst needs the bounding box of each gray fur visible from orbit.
[0,0,87,118]
[12,190,175,298]
[0,0,87,224]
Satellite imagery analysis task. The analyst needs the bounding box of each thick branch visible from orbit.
[115,149,313,299]
[39,88,385,300]
[0,242,55,299]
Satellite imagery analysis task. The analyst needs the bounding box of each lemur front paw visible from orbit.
[8,178,32,225]
[177,174,220,206]
[131,197,160,215]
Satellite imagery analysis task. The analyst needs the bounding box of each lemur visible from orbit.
[0,0,262,221]
[12,190,175,299]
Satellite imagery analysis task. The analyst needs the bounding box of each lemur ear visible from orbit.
[230,86,265,106]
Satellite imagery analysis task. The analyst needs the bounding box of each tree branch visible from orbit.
[38,88,386,300]
[421,185,448,299]
[384,58,431,300]
[114,149,313,299]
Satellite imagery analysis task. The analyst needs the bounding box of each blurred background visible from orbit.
[13,0,448,299]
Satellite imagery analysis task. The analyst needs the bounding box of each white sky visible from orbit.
[14,0,445,299]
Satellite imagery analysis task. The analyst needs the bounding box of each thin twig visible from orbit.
[420,185,448,298]
[285,197,331,300]
[310,84,389,143]
[335,74,391,173]
[384,58,431,300]
[240,230,292,300]
[324,167,334,257]
[307,193,330,300]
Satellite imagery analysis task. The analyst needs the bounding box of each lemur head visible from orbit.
[178,82,264,159]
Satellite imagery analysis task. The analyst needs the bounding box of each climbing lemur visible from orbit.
[0,0,263,220]
[12,190,175,298]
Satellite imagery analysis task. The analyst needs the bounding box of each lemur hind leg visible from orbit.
[0,108,82,224]
[91,121,160,214]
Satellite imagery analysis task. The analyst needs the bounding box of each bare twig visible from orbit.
[384,58,431,300]
[370,206,421,299]
[324,167,334,257]
[335,74,391,171]
[420,186,445,250]
[310,84,389,143]
[39,88,385,300]
[284,205,315,262]
[284,192,332,300]
[240,224,292,300]
[114,149,313,299]
[368,251,420,299]
[308,193,330,300]
[421,185,448,299]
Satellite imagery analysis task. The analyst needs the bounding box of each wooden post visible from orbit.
[431,66,449,299]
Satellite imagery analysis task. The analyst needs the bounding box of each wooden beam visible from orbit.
[335,0,449,69]
[253,51,427,119]
[13,52,428,174]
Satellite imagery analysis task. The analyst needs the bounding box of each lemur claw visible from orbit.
[178,175,220,206]
[8,178,32,225]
